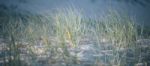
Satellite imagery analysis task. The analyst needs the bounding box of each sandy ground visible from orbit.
[0,37,150,66]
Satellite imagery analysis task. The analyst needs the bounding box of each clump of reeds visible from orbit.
[92,11,139,66]
[1,7,147,66]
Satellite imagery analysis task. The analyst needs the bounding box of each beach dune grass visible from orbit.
[0,7,147,66]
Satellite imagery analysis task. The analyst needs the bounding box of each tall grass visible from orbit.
[0,11,30,66]
[0,7,147,66]
[51,8,86,65]
[93,12,138,66]
[54,8,84,47]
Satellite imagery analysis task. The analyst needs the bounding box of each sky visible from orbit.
[0,0,150,26]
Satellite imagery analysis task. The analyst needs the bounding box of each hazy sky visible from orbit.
[1,0,150,26]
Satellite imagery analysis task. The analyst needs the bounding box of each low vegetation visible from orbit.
[0,7,149,66]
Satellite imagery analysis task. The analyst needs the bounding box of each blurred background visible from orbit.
[0,0,150,26]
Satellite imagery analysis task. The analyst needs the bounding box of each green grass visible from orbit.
[0,7,149,66]
[93,12,138,66]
